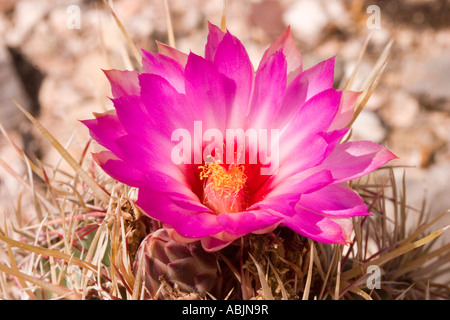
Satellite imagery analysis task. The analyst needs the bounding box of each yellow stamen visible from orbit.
[199,162,247,213]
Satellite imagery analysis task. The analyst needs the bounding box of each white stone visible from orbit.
[351,110,387,143]
[380,91,420,128]
[6,0,50,46]
[0,40,31,130]
[284,0,328,44]
[284,0,348,45]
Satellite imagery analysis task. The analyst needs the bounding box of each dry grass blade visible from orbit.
[11,99,110,204]
[0,270,9,299]
[25,156,43,221]
[2,215,38,300]
[163,0,176,48]
[0,122,43,180]
[221,0,227,32]
[267,258,288,300]
[0,233,99,274]
[248,253,274,300]
[131,245,146,300]
[348,61,388,128]
[342,31,373,90]
[318,245,339,300]
[0,264,76,299]
[409,251,450,281]
[0,157,56,211]
[356,38,394,101]
[425,280,430,300]
[400,210,449,247]
[391,243,450,279]
[395,283,415,300]
[102,0,142,70]
[341,225,449,282]
[80,217,111,298]
[334,246,342,300]
[349,286,372,300]
[51,129,77,178]
[302,240,314,300]
[217,252,241,283]
[347,39,393,128]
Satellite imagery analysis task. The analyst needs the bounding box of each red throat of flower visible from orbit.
[199,162,247,214]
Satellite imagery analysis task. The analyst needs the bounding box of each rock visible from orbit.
[364,90,388,111]
[72,51,112,100]
[387,126,444,168]
[284,0,348,46]
[38,77,83,119]
[379,91,420,129]
[404,50,450,112]
[387,162,450,252]
[284,0,328,45]
[0,0,17,13]
[5,0,50,47]
[402,163,450,225]
[172,3,202,36]
[250,0,285,38]
[0,41,31,130]
[114,0,156,40]
[427,111,450,144]
[351,110,387,144]
[0,130,27,219]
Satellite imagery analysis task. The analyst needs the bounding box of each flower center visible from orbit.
[199,162,247,214]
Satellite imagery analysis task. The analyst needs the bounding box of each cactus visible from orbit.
[134,228,218,299]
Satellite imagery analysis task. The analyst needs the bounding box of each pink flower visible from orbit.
[82,23,396,252]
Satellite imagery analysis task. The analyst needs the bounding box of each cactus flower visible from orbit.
[83,23,396,252]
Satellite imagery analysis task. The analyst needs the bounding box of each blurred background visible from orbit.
[0,0,449,230]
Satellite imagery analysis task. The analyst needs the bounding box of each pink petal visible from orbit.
[269,57,337,131]
[201,235,234,253]
[298,183,370,218]
[298,56,336,101]
[93,150,145,187]
[248,88,342,188]
[328,90,361,131]
[272,133,330,185]
[282,88,341,145]
[213,31,254,128]
[252,170,334,215]
[137,170,191,194]
[321,128,350,159]
[138,73,193,135]
[111,95,151,136]
[103,69,140,98]
[247,50,287,129]
[320,141,398,183]
[333,218,353,243]
[273,73,308,129]
[258,26,302,83]
[136,189,222,239]
[113,134,185,183]
[81,112,126,159]
[156,40,188,68]
[204,22,225,61]
[216,209,283,235]
[112,94,190,175]
[278,88,342,174]
[282,207,350,244]
[184,52,236,131]
[165,227,199,244]
[141,49,185,93]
